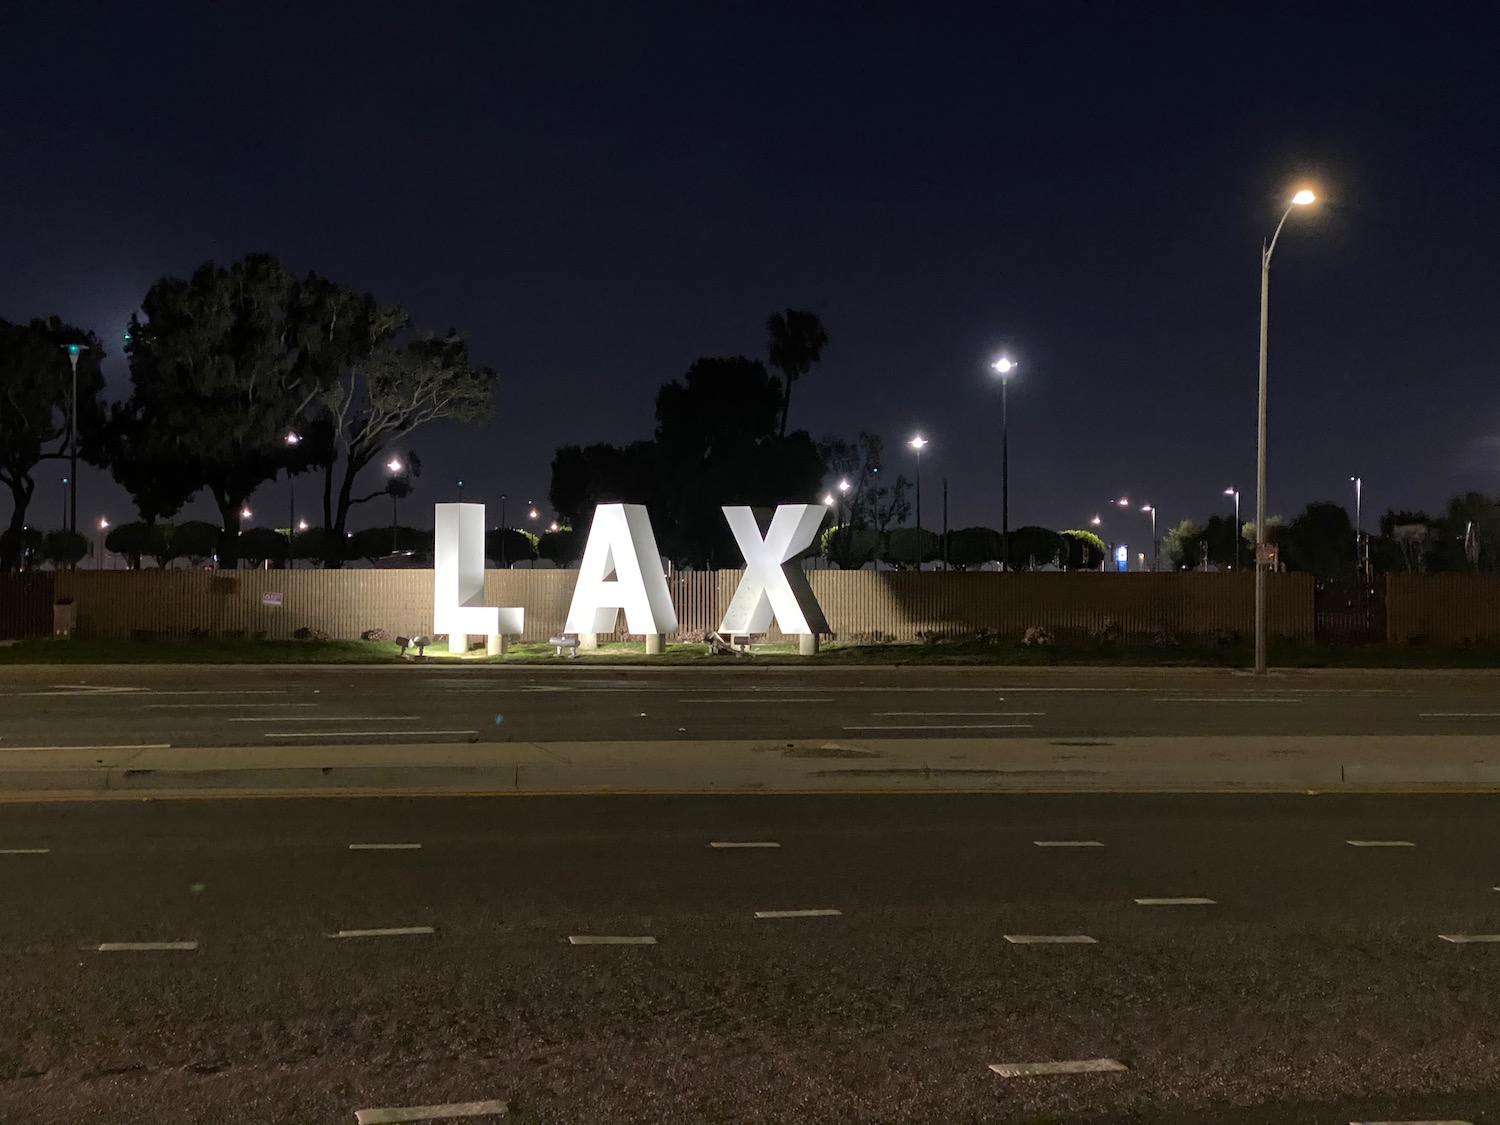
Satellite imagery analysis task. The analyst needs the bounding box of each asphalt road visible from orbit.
[4,792,1500,1124]
[3,664,1500,749]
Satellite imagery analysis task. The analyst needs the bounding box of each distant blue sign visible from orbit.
[1114,544,1129,573]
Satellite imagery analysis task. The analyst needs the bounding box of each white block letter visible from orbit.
[564,504,678,636]
[719,505,829,637]
[434,503,524,653]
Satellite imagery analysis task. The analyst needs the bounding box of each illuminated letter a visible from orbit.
[564,504,678,636]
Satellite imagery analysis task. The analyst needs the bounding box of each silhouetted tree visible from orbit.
[767,308,827,437]
[945,526,1002,569]
[40,529,88,568]
[1060,529,1106,570]
[1280,502,1355,578]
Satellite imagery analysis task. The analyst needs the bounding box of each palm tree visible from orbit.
[766,308,828,437]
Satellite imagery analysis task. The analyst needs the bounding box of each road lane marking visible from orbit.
[568,935,657,944]
[841,723,1033,731]
[1440,934,1500,943]
[1420,713,1500,718]
[1004,934,1097,944]
[872,711,1045,717]
[0,848,50,854]
[231,715,421,723]
[355,1100,508,1123]
[349,843,422,850]
[265,730,478,739]
[145,702,318,709]
[681,698,835,704]
[989,1058,1126,1077]
[1135,897,1215,905]
[754,908,841,918]
[1034,840,1104,847]
[1152,696,1300,703]
[709,841,780,848]
[1350,1120,1474,1124]
[0,743,172,752]
[330,927,434,939]
[96,941,197,951]
[1347,840,1416,847]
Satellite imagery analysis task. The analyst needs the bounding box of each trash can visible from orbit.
[53,600,75,639]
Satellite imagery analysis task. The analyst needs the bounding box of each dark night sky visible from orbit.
[4,1,1498,546]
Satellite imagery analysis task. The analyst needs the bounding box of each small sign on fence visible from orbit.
[261,591,283,607]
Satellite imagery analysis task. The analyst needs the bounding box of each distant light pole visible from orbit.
[97,517,109,570]
[1141,504,1157,570]
[1224,486,1241,569]
[990,357,1017,569]
[1351,474,1363,578]
[62,343,88,537]
[1254,187,1317,675]
[458,478,465,503]
[387,457,403,553]
[60,476,69,530]
[908,434,927,568]
[499,493,508,566]
[284,432,301,568]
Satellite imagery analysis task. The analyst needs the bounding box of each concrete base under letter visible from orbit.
[645,633,665,655]
[798,633,819,656]
[487,633,507,656]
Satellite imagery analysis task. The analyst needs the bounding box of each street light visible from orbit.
[1351,475,1363,579]
[499,493,508,567]
[1254,186,1317,674]
[1141,504,1157,570]
[61,343,89,537]
[97,516,109,570]
[990,357,1017,569]
[458,478,465,503]
[1224,486,1241,569]
[285,431,301,568]
[386,458,404,553]
[240,507,252,521]
[908,434,928,568]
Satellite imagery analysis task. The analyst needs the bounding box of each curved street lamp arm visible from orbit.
[1264,203,1296,266]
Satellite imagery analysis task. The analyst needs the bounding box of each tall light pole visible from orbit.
[1224,486,1241,570]
[908,434,927,568]
[499,493,508,566]
[284,432,300,568]
[990,357,1017,569]
[387,457,403,553]
[1254,187,1316,675]
[62,343,88,537]
[1141,504,1157,570]
[1351,474,1362,579]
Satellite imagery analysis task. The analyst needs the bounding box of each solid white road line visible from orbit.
[1420,713,1500,718]
[709,841,780,848]
[1347,840,1415,847]
[680,698,835,704]
[0,743,172,752]
[145,702,317,709]
[841,723,1033,731]
[230,715,420,723]
[568,935,657,945]
[989,1058,1126,1077]
[872,711,1046,717]
[355,1100,508,1124]
[1135,897,1215,905]
[1439,934,1500,943]
[754,909,842,919]
[0,848,50,855]
[265,730,478,739]
[1350,1120,1474,1124]
[143,690,289,696]
[1152,696,1300,703]
[330,927,435,939]
[1034,840,1104,847]
[1004,934,1097,944]
[349,843,422,850]
[96,941,197,952]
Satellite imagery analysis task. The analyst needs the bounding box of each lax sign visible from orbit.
[433,502,829,653]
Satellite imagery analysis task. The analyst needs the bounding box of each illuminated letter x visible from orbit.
[719,505,830,637]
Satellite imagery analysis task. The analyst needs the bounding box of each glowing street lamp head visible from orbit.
[528,508,539,521]
[1141,504,1153,514]
[909,434,928,452]
[284,431,300,446]
[1224,486,1237,497]
[240,507,252,520]
[386,457,403,473]
[98,517,108,530]
[837,478,851,494]
[1115,496,1130,507]
[823,493,835,506]
[991,357,1016,376]
[297,519,309,531]
[1292,189,1316,206]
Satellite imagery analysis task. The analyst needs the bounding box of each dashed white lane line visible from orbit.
[355,1099,508,1123]
[1034,840,1104,847]
[680,698,835,704]
[989,1058,1127,1077]
[871,711,1046,717]
[0,743,172,752]
[841,723,1034,731]
[1420,713,1500,718]
[0,848,50,855]
[1135,897,1215,906]
[1004,934,1097,944]
[568,935,657,945]
[754,909,842,919]
[349,843,422,851]
[96,941,197,952]
[709,841,780,848]
[265,730,479,739]
[1347,840,1415,847]
[1152,696,1301,703]
[330,927,435,939]
[1439,934,1500,944]
[230,715,421,723]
